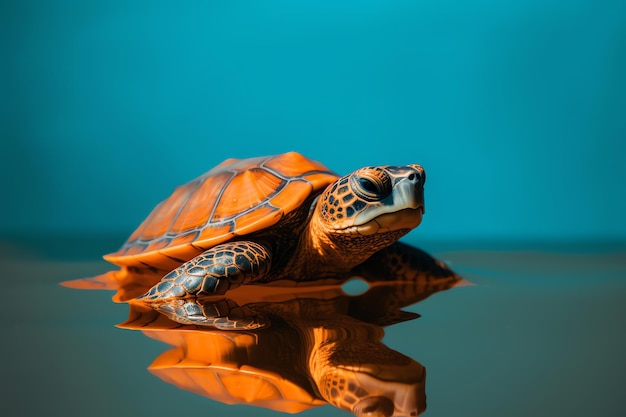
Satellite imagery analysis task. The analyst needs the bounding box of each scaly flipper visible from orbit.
[354,241,462,287]
[153,298,270,330]
[137,241,272,301]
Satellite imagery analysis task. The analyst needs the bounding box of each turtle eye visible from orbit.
[351,168,392,201]
[358,177,378,194]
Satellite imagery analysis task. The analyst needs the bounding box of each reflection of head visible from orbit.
[310,325,426,417]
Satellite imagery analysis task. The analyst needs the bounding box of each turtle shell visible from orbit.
[105,152,338,269]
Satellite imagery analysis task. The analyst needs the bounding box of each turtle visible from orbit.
[103,151,428,302]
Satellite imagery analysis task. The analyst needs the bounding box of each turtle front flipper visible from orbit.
[137,241,272,301]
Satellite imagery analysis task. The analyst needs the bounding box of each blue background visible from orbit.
[2,0,625,242]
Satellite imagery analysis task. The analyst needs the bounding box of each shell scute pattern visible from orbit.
[169,171,233,234]
[126,184,192,243]
[211,168,283,222]
[105,152,338,269]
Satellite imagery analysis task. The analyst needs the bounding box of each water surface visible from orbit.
[1,236,624,416]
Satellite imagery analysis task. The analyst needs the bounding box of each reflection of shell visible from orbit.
[146,330,326,413]
[104,152,338,268]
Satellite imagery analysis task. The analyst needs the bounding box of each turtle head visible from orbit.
[317,164,425,236]
[310,164,425,264]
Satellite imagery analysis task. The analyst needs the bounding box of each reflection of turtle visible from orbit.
[120,264,463,417]
[100,152,428,301]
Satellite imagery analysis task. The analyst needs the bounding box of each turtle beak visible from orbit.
[393,165,425,214]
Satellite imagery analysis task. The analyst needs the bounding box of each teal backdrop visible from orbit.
[2,0,625,241]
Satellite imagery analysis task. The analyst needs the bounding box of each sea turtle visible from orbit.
[103,151,427,301]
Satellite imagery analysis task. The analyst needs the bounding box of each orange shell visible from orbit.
[104,152,338,269]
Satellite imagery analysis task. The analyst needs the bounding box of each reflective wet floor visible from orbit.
[1,236,624,417]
